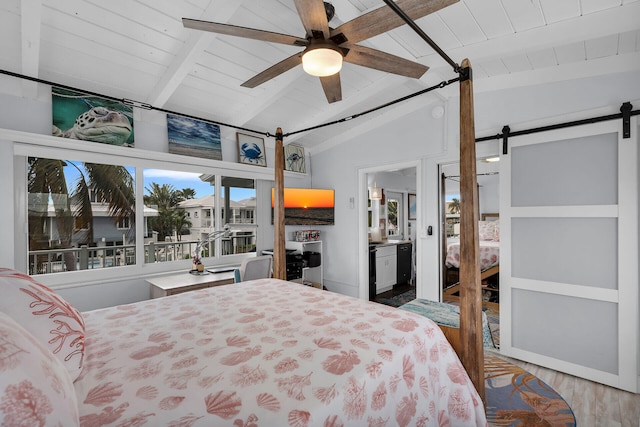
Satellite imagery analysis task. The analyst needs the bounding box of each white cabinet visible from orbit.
[375,245,396,293]
[286,241,323,288]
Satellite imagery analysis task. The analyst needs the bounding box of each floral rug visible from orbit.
[484,354,576,426]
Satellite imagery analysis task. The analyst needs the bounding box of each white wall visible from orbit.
[310,102,447,296]
[311,70,640,300]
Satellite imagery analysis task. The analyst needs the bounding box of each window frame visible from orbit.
[116,216,131,230]
[13,134,280,289]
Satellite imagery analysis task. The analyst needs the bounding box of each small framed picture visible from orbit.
[408,193,417,220]
[284,144,306,173]
[167,114,222,160]
[237,133,267,167]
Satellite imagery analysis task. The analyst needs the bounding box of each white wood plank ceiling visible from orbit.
[2,0,638,152]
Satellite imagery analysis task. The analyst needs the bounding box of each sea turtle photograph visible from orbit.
[52,87,134,147]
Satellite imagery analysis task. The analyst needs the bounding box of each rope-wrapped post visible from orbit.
[458,58,485,402]
[273,128,286,280]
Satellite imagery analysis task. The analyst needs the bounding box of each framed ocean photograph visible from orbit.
[167,114,222,160]
[52,87,134,147]
[284,144,306,173]
[237,132,267,167]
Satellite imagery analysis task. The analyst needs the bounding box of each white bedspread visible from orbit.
[74,279,486,426]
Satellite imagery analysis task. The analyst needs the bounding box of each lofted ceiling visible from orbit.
[2,0,639,153]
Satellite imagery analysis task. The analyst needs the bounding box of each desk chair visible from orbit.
[234,255,273,282]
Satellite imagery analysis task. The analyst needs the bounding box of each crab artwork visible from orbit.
[239,141,264,164]
[52,106,133,146]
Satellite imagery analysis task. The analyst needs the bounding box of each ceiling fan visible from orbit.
[183,0,457,103]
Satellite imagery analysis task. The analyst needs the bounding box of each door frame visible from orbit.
[358,160,421,301]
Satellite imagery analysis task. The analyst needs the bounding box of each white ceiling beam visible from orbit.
[146,1,243,108]
[20,0,42,98]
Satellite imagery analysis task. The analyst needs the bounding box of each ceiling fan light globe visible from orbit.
[302,47,343,77]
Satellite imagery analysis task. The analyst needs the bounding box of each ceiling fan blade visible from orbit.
[330,0,458,46]
[345,45,429,79]
[183,18,308,46]
[241,53,303,88]
[319,73,342,104]
[293,0,330,39]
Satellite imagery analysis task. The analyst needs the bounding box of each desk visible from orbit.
[147,270,236,298]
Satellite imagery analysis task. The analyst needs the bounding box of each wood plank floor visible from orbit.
[491,352,640,427]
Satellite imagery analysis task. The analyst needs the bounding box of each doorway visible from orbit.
[440,158,500,308]
[360,163,419,304]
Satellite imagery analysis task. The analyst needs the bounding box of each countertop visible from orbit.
[369,240,412,248]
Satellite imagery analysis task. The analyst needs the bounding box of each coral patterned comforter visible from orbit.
[446,239,500,271]
[74,279,487,427]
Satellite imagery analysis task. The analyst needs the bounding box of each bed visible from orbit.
[444,219,500,305]
[445,238,499,272]
[0,269,487,426]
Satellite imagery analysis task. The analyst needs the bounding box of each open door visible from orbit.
[500,118,638,392]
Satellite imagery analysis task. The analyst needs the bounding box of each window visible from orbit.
[387,198,399,236]
[27,157,136,275]
[142,170,258,264]
[26,157,264,276]
[117,217,131,230]
[143,169,215,264]
[446,194,461,237]
[221,176,256,255]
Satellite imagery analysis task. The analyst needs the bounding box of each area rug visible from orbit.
[398,298,495,349]
[380,289,501,347]
[485,354,576,426]
[377,288,417,307]
[484,307,500,348]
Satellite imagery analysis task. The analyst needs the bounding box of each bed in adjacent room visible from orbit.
[444,219,500,306]
[0,269,487,427]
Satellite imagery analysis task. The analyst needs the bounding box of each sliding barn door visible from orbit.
[500,118,638,392]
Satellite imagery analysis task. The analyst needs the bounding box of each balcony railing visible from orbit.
[28,234,256,276]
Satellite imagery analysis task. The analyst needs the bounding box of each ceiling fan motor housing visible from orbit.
[324,2,335,22]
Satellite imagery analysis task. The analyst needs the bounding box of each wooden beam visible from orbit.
[458,58,485,402]
[273,128,286,280]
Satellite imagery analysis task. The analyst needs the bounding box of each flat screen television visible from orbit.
[271,188,335,225]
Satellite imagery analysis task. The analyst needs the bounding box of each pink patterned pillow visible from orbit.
[0,269,85,381]
[0,311,79,426]
[493,220,500,242]
[478,220,496,241]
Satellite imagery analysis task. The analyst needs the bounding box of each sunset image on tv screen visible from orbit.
[272,188,334,225]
